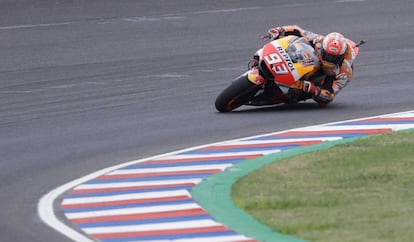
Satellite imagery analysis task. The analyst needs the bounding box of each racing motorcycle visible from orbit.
[215,35,365,112]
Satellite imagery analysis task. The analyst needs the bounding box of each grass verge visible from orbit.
[232,129,414,242]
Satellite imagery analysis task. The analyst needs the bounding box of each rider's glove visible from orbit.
[266,27,285,40]
[247,55,259,70]
[314,89,334,105]
[302,81,320,96]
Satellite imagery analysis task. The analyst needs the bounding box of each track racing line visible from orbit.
[38,110,414,242]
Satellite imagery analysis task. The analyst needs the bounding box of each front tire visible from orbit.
[215,75,260,112]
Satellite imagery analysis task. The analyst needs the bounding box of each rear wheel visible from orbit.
[215,75,260,112]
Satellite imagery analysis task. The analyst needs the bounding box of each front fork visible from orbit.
[246,67,314,105]
[245,68,292,105]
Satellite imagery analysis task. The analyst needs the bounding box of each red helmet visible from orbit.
[321,32,347,64]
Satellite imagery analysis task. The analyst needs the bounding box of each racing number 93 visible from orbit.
[264,53,289,75]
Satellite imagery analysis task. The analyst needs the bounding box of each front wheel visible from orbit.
[215,75,260,112]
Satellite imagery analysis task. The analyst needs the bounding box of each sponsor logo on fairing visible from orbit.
[276,46,296,73]
[263,43,296,76]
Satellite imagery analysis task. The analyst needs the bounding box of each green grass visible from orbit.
[232,130,414,242]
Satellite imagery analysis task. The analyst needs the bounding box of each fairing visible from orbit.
[261,36,320,87]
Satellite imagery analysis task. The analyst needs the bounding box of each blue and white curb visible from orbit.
[38,110,414,242]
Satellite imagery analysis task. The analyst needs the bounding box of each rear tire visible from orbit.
[215,75,260,112]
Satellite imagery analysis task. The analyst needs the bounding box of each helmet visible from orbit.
[321,32,347,65]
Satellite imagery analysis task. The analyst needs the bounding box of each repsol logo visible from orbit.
[277,46,295,72]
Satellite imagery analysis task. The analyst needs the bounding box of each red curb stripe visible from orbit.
[276,128,392,136]
[92,225,231,239]
[200,140,322,150]
[97,169,222,180]
[70,183,196,194]
[142,154,262,165]
[358,117,414,122]
[70,208,208,224]
[62,195,191,209]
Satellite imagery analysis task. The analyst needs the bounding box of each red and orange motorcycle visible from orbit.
[215,35,364,112]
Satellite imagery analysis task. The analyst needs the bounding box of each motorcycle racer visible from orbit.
[250,25,355,106]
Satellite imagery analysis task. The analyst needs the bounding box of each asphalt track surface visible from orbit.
[1,0,414,241]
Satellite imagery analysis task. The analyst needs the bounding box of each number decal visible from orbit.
[264,53,282,65]
[264,53,289,75]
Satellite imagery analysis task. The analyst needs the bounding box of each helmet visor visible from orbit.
[321,49,344,64]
